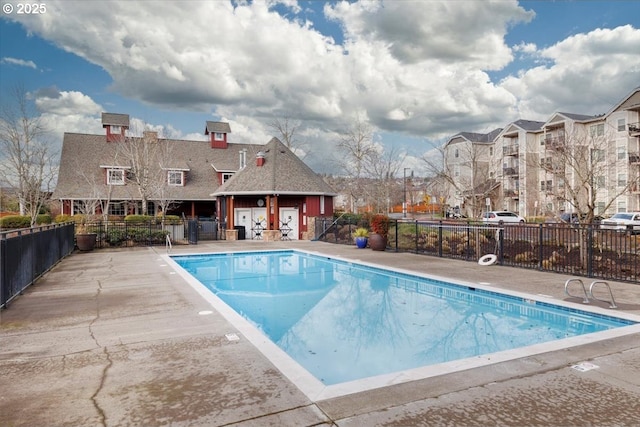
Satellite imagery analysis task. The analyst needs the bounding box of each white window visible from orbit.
[111,125,121,134]
[214,132,224,141]
[595,176,605,189]
[489,147,493,156]
[108,202,125,216]
[168,170,183,186]
[454,149,459,158]
[617,118,626,132]
[617,200,627,213]
[591,149,605,162]
[590,123,604,137]
[107,169,125,185]
[454,165,460,177]
[320,195,325,215]
[618,146,627,160]
[617,173,627,187]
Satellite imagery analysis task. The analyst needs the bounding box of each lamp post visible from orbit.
[403,167,411,218]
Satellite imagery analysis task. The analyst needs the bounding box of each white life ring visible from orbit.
[478,254,498,266]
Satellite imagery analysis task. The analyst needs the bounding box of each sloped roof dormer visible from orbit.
[102,112,129,142]
[205,121,231,149]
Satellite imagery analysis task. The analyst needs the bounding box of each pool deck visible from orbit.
[1,240,640,426]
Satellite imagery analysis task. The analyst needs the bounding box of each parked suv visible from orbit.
[481,211,525,224]
[599,212,640,233]
[559,213,604,225]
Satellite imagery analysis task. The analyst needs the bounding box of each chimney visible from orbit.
[256,151,265,167]
[143,131,158,143]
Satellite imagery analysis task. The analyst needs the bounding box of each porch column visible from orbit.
[273,196,279,230]
[265,196,271,230]
[228,196,234,229]
[190,202,195,219]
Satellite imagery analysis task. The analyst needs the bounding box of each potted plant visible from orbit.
[368,214,390,251]
[75,214,98,251]
[353,227,369,249]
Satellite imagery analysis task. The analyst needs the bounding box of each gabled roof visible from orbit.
[445,128,502,147]
[607,86,640,114]
[101,113,130,127]
[205,121,232,134]
[212,138,337,197]
[52,133,255,201]
[512,119,545,132]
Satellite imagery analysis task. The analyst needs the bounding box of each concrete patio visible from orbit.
[1,240,640,426]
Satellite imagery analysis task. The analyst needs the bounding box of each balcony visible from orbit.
[503,166,519,176]
[503,144,519,156]
[629,152,640,164]
[629,122,640,136]
[544,135,566,151]
[504,189,519,198]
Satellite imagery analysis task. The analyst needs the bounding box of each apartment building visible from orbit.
[444,87,640,219]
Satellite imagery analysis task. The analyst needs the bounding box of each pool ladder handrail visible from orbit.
[166,234,172,253]
[564,278,590,304]
[589,281,617,309]
[564,278,618,309]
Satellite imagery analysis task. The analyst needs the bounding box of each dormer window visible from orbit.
[214,132,224,141]
[167,170,184,186]
[111,125,121,134]
[107,168,126,185]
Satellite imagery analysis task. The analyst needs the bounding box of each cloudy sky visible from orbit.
[1,0,639,175]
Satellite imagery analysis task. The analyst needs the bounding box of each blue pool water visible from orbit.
[172,250,635,386]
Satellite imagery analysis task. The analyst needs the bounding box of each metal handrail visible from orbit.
[589,281,617,309]
[313,212,347,241]
[564,278,590,304]
[166,234,172,253]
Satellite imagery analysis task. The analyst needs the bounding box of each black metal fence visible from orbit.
[316,218,640,284]
[1,222,75,308]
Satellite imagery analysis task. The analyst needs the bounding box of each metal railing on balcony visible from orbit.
[503,167,519,176]
[628,122,640,134]
[628,153,640,164]
[503,144,519,156]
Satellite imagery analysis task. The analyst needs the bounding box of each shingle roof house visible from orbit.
[52,113,336,240]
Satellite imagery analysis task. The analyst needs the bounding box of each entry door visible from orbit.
[279,208,299,240]
[234,209,252,239]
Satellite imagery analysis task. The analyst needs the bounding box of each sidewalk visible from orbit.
[1,240,639,426]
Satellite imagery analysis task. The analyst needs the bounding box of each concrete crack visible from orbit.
[91,346,112,427]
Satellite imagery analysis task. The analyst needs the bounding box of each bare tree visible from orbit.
[337,115,378,212]
[0,84,58,226]
[269,116,310,159]
[424,141,498,218]
[112,130,164,216]
[365,146,405,213]
[540,125,636,223]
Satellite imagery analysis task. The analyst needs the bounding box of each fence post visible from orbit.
[498,228,504,264]
[538,224,544,271]
[438,221,443,257]
[415,221,419,253]
[587,225,593,278]
[394,219,398,252]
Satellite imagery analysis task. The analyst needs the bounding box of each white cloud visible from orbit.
[502,25,640,119]
[5,1,639,175]
[1,57,37,69]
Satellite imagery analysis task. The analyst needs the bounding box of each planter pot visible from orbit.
[76,233,97,251]
[355,236,368,249]
[368,233,387,251]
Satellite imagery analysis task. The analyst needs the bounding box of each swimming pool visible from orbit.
[167,249,640,400]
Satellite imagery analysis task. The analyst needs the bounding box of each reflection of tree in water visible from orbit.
[414,304,500,363]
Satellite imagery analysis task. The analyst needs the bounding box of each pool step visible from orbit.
[564,278,618,309]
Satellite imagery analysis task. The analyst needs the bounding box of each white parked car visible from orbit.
[599,212,640,233]
[481,211,526,224]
